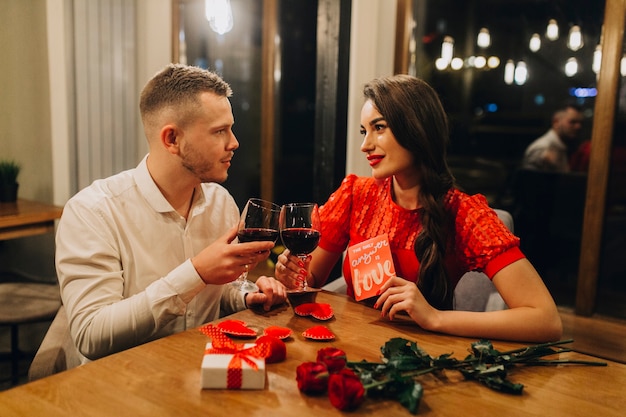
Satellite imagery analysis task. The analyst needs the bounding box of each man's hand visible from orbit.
[245,276,287,311]
[191,225,274,285]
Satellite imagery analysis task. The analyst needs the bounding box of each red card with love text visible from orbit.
[347,234,396,301]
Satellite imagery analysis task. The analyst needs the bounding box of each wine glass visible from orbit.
[279,202,321,292]
[232,198,281,292]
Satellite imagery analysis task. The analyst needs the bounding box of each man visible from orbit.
[56,64,286,362]
[522,104,584,172]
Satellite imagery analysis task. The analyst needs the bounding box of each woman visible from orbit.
[276,74,562,343]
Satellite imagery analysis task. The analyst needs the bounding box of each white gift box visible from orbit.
[201,342,266,389]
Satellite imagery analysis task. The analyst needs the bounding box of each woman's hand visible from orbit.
[374,260,563,343]
[245,276,287,311]
[274,249,312,289]
[374,276,440,330]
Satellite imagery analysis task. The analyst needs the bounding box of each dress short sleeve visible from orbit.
[446,190,523,277]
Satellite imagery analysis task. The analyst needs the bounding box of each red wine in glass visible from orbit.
[237,228,279,243]
[233,198,280,292]
[279,202,321,291]
[279,228,320,255]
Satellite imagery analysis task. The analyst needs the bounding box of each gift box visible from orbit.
[201,342,266,389]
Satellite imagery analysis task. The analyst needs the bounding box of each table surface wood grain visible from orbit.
[0,291,624,417]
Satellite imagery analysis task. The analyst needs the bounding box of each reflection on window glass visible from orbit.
[410,0,626,317]
[178,0,319,207]
[596,42,626,320]
[179,0,263,207]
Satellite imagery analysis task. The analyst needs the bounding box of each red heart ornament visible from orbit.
[263,325,293,340]
[302,325,335,341]
[293,303,334,321]
[255,335,287,363]
[216,319,258,337]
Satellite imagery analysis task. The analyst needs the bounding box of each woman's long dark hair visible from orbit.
[363,75,456,310]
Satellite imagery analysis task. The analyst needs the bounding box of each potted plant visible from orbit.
[0,159,21,202]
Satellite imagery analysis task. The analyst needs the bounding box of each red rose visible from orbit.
[296,361,329,394]
[316,347,347,373]
[328,368,365,411]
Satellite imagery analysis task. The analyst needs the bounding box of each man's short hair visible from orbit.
[139,64,232,127]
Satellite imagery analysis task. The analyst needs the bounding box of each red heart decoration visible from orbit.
[263,325,293,340]
[255,335,287,363]
[302,325,335,341]
[216,319,257,337]
[293,303,334,321]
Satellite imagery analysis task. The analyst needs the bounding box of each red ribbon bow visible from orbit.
[201,324,270,389]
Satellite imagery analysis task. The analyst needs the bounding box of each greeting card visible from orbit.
[347,234,396,301]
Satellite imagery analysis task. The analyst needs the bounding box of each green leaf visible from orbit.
[470,339,502,363]
[432,352,459,368]
[397,381,423,415]
[478,374,524,394]
[382,338,430,359]
[381,337,412,358]
[380,338,434,371]
[386,356,430,371]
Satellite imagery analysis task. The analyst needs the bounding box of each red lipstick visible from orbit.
[367,154,383,167]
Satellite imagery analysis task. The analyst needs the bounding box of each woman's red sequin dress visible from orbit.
[318,174,524,299]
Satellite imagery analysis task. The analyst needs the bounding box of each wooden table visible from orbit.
[0,291,624,416]
[0,199,63,241]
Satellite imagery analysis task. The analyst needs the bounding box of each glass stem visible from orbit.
[232,270,248,289]
[299,255,308,291]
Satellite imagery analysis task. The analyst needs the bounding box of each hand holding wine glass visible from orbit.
[279,202,321,292]
[233,198,280,292]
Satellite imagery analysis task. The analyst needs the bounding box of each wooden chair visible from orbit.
[27,304,82,382]
[0,270,61,386]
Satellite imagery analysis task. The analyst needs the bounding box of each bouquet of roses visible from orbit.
[296,338,606,414]
[296,347,365,411]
